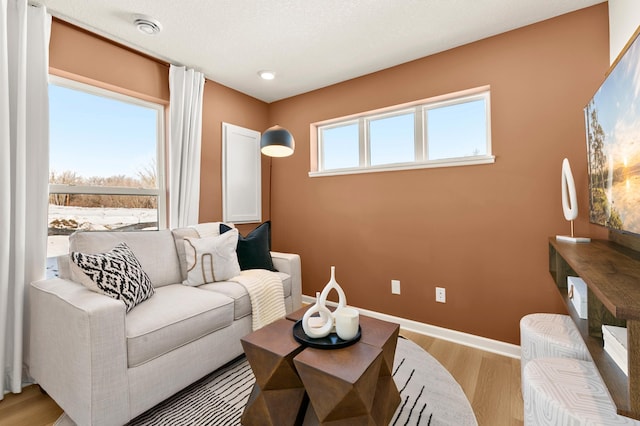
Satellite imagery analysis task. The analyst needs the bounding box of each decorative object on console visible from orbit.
[603,324,628,376]
[567,276,588,319]
[260,125,295,157]
[556,158,591,243]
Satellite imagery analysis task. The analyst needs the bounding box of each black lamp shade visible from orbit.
[260,125,295,157]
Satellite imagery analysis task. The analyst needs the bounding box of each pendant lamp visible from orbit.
[260,125,295,157]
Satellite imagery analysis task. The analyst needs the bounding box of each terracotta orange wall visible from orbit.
[49,20,169,104]
[268,4,610,344]
[48,20,270,236]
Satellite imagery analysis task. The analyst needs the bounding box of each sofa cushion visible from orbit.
[220,221,276,271]
[69,229,182,288]
[125,284,234,367]
[70,242,155,312]
[199,271,292,320]
[183,230,241,285]
[172,223,235,282]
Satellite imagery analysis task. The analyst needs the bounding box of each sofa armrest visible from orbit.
[271,252,302,310]
[30,278,130,426]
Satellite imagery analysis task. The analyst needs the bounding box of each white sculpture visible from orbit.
[318,266,346,313]
[302,292,333,338]
[561,157,578,222]
[556,158,590,243]
[302,266,358,340]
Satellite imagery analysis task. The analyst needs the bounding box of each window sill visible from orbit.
[309,155,495,178]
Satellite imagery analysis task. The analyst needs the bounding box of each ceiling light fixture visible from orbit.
[134,16,162,35]
[258,70,276,80]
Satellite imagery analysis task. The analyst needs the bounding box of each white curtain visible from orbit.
[169,65,205,228]
[0,0,50,398]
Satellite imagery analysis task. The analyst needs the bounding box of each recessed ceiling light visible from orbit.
[134,15,162,36]
[258,70,276,80]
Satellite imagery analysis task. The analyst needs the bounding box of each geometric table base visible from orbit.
[294,344,383,423]
[241,310,401,426]
[371,375,401,425]
[242,384,308,426]
[241,318,308,425]
[301,409,375,426]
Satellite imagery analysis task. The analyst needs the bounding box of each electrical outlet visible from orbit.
[435,287,446,303]
[391,280,401,295]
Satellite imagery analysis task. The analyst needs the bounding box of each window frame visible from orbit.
[365,107,419,167]
[311,86,494,177]
[318,119,361,170]
[48,75,167,229]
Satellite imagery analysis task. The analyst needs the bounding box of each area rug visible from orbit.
[54,337,477,426]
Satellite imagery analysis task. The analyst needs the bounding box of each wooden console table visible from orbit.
[548,237,640,419]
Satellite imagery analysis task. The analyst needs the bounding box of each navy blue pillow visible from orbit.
[220,221,276,271]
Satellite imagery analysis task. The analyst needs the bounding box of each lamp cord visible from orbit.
[268,157,272,222]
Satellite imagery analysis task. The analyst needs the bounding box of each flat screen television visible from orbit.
[585,30,640,236]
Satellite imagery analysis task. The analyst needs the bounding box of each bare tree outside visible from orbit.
[48,160,159,237]
[49,160,158,209]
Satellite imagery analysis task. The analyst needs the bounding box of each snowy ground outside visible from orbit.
[47,205,157,257]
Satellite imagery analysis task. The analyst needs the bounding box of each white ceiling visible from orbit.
[39,0,606,103]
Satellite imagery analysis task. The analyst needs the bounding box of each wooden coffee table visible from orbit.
[241,307,400,425]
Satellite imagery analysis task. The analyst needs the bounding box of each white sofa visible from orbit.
[29,224,302,426]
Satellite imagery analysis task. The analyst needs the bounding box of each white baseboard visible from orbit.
[301,295,521,359]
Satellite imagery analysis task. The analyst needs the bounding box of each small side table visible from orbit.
[242,307,400,425]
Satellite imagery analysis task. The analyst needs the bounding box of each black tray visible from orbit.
[292,319,361,349]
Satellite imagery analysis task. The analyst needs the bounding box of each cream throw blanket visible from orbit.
[191,223,286,330]
[231,270,286,330]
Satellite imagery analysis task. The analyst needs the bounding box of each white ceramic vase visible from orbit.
[319,266,347,312]
[302,291,333,338]
[302,266,349,339]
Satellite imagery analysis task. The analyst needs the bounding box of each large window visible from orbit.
[313,87,493,176]
[47,76,165,257]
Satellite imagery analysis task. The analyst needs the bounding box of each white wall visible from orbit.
[609,0,640,64]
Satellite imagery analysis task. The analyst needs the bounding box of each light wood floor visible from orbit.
[0,331,523,426]
[400,330,524,426]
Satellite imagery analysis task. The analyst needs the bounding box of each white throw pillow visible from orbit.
[183,229,241,286]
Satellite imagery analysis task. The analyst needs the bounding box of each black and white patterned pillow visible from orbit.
[71,242,155,312]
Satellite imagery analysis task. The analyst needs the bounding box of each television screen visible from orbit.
[585,31,640,236]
